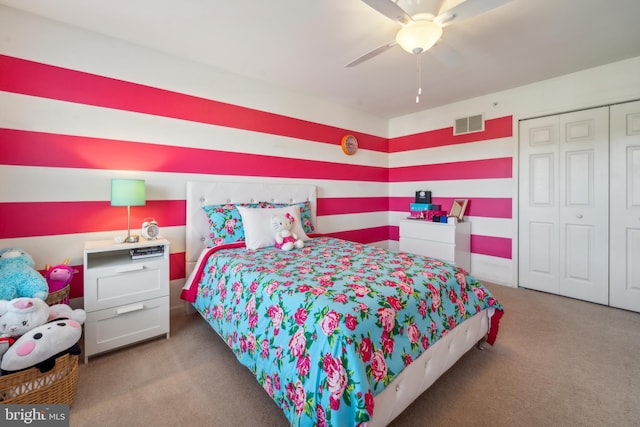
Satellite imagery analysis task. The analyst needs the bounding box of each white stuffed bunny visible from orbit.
[0,297,86,359]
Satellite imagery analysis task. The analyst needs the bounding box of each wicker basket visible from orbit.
[46,284,71,306]
[0,353,79,404]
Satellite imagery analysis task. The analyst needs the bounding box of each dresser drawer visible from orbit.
[399,237,456,264]
[84,296,169,359]
[399,220,457,243]
[398,220,471,271]
[84,257,168,312]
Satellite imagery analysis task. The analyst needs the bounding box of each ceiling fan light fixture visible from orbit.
[395,20,443,54]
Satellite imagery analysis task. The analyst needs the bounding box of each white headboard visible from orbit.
[185,181,317,276]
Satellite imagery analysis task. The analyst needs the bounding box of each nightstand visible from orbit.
[399,220,471,272]
[83,238,170,363]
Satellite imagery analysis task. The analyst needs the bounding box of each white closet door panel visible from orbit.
[565,118,595,142]
[525,221,558,294]
[529,222,553,274]
[610,100,640,312]
[529,122,556,145]
[626,229,640,288]
[565,151,592,205]
[564,224,592,281]
[631,148,640,204]
[531,154,554,205]
[519,116,560,294]
[558,107,609,304]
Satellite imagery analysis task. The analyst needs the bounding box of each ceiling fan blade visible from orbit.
[436,0,511,26]
[362,0,413,25]
[345,41,397,68]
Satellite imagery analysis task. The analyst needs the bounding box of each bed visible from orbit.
[181,181,503,427]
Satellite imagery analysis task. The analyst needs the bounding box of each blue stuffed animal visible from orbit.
[0,248,49,301]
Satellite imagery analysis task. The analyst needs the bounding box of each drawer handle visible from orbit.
[116,303,145,315]
[115,264,145,273]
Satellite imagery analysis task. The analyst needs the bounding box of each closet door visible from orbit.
[519,116,560,294]
[610,100,640,312]
[558,107,609,304]
[519,107,609,304]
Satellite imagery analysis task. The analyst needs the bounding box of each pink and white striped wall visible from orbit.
[0,53,513,301]
[0,6,516,309]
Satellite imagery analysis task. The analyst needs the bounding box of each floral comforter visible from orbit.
[181,236,503,427]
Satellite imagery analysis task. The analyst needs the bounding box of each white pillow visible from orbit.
[236,206,310,250]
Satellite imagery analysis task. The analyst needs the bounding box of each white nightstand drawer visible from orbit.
[399,220,456,241]
[84,258,168,312]
[400,237,456,263]
[84,296,169,360]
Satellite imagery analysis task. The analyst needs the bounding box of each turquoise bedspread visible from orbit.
[183,237,502,427]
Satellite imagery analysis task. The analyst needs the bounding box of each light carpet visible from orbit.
[69,283,640,426]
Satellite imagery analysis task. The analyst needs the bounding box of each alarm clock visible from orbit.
[141,218,159,240]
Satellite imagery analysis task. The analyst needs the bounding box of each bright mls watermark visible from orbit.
[2,405,69,426]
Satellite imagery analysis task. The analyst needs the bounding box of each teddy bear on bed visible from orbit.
[0,248,49,301]
[271,212,304,251]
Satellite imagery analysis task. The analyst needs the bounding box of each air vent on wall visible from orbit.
[454,114,485,135]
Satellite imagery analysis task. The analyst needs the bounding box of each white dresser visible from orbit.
[399,219,471,272]
[83,238,170,363]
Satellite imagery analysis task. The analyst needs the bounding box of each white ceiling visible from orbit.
[2,0,640,119]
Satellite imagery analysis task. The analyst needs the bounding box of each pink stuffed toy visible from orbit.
[44,258,77,304]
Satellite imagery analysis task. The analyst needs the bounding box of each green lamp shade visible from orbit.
[111,179,146,206]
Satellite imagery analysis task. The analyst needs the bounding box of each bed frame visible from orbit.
[185,180,492,427]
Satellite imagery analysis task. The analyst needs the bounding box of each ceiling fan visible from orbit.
[346,0,512,68]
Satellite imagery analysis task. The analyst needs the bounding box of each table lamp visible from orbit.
[111,179,146,243]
